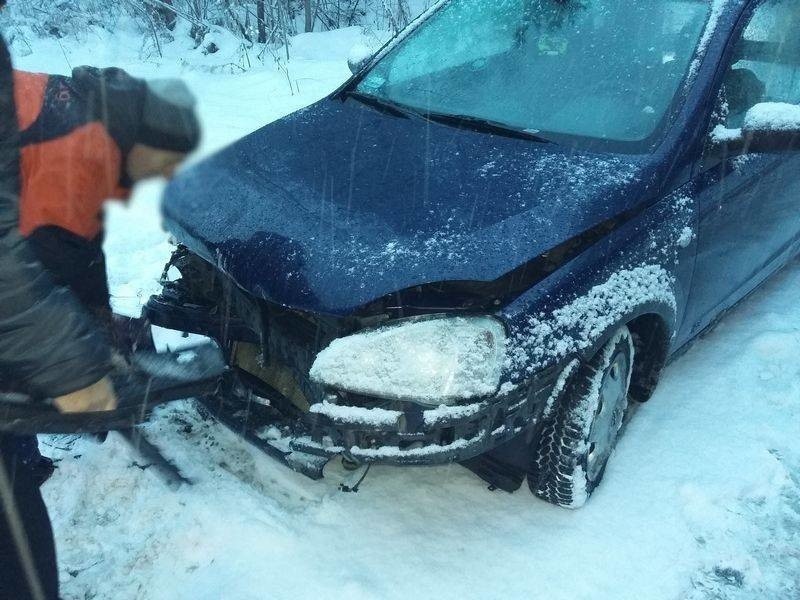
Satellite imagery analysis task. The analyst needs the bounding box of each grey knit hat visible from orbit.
[72,67,201,155]
[138,78,201,153]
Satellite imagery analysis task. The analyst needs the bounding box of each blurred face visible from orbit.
[126,143,187,182]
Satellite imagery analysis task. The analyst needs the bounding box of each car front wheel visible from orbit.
[529,325,635,508]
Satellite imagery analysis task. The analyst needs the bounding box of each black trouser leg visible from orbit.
[15,434,43,465]
[0,434,59,600]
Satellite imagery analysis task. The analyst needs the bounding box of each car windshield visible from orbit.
[355,0,711,145]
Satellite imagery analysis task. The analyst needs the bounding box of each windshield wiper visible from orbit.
[343,91,415,119]
[422,112,553,144]
[343,93,554,143]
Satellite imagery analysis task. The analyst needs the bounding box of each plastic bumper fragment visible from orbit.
[290,364,562,466]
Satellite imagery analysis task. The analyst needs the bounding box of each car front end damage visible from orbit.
[145,247,564,487]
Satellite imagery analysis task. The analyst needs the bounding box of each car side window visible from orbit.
[721,0,800,128]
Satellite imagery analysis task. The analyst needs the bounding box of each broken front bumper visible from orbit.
[193,364,561,481]
[144,249,562,477]
[293,368,561,465]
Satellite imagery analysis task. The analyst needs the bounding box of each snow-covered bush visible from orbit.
[4,0,122,38]
[1,0,424,58]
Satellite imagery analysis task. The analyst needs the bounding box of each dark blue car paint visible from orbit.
[163,102,655,316]
[682,2,800,337]
[162,0,795,378]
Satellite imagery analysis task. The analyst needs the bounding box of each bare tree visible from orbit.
[304,0,313,33]
[256,0,267,42]
[380,0,411,34]
[3,0,419,62]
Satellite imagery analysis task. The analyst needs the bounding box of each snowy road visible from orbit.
[10,26,799,600]
[44,265,800,600]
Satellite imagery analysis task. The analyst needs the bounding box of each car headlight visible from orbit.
[309,315,506,406]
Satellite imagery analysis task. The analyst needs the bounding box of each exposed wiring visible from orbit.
[339,463,371,493]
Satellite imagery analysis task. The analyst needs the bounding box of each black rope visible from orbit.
[339,464,371,493]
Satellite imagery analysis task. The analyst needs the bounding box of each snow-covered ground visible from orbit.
[7,24,800,600]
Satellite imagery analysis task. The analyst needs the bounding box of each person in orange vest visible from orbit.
[0,35,115,600]
[10,66,201,486]
[14,66,200,328]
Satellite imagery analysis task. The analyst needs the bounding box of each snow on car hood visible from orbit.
[162,98,653,315]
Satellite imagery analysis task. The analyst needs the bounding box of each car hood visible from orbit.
[163,97,655,315]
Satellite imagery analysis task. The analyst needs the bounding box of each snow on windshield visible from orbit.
[358,0,711,144]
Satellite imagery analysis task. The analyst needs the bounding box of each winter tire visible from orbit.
[529,326,635,508]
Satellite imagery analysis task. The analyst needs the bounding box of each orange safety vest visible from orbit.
[13,70,130,240]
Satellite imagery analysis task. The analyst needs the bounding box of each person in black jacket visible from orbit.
[0,34,119,600]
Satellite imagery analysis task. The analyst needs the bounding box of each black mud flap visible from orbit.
[460,435,531,493]
[0,344,226,435]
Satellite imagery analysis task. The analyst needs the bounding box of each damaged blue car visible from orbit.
[146,0,800,507]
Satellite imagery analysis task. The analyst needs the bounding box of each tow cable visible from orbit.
[0,343,226,488]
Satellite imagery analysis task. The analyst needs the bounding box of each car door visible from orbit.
[685,0,800,334]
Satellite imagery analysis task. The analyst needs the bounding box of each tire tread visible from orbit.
[529,327,634,508]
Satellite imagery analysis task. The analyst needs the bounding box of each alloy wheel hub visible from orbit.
[586,351,630,482]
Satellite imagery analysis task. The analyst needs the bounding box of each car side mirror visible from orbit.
[347,44,375,75]
[710,102,800,157]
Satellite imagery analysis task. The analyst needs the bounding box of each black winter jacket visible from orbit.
[0,36,111,398]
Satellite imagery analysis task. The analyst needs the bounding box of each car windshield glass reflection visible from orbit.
[356,0,710,144]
